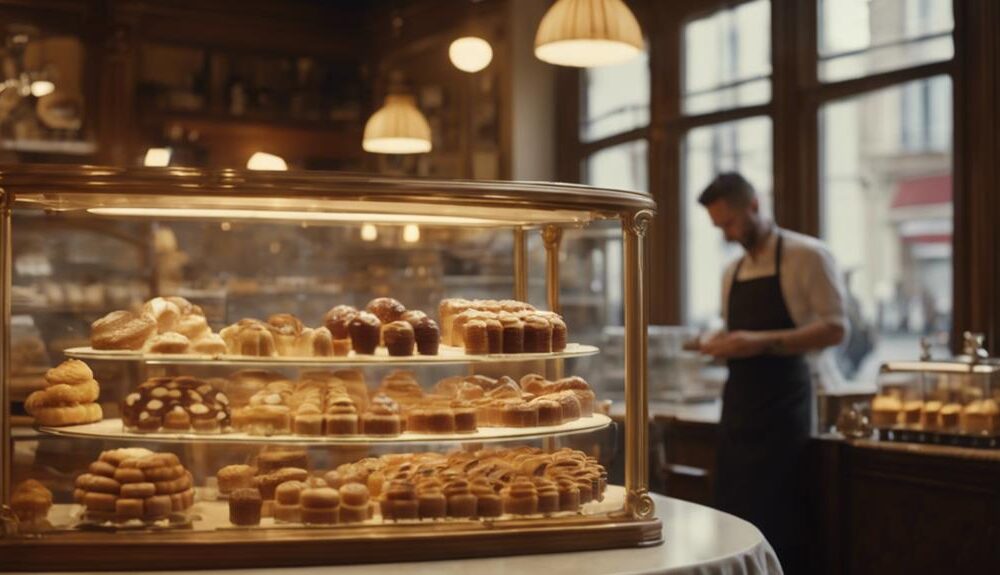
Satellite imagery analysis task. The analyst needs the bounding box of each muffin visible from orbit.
[229,488,262,526]
[323,305,358,339]
[348,312,381,355]
[464,320,488,355]
[365,297,406,325]
[383,321,415,356]
[411,317,440,356]
[499,313,524,354]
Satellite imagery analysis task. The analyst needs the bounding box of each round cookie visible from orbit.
[100,448,155,466]
[120,482,157,499]
[156,472,192,495]
[144,495,173,519]
[89,461,117,478]
[114,467,147,484]
[115,498,144,520]
[143,464,185,482]
[77,474,121,495]
[170,488,195,511]
[83,492,118,512]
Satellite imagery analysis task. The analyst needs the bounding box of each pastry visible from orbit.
[229,488,263,526]
[533,477,559,514]
[409,317,440,356]
[485,318,503,354]
[553,377,596,417]
[339,483,370,523]
[453,405,478,432]
[871,394,902,426]
[553,391,582,422]
[275,480,308,506]
[218,464,257,495]
[191,333,226,355]
[961,399,1000,435]
[464,319,489,355]
[438,298,472,344]
[143,297,181,334]
[144,495,173,519]
[324,305,358,338]
[520,373,551,395]
[348,312,381,354]
[120,482,157,499]
[312,327,335,357]
[91,310,157,350]
[257,450,310,474]
[122,376,231,433]
[940,403,962,428]
[175,312,211,342]
[78,450,195,522]
[365,297,406,325]
[266,313,313,356]
[523,315,553,353]
[362,394,402,436]
[255,468,309,500]
[300,487,340,525]
[499,313,525,354]
[471,478,502,518]
[554,475,581,511]
[548,315,568,351]
[44,359,93,386]
[531,398,563,426]
[902,400,923,425]
[921,400,943,429]
[220,319,277,357]
[501,401,539,427]
[381,479,419,521]
[416,480,447,519]
[324,395,360,435]
[224,370,283,408]
[26,380,100,410]
[443,479,477,518]
[11,479,52,524]
[30,403,103,426]
[383,321,415,356]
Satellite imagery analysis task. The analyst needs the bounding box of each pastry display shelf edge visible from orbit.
[36,414,614,445]
[62,344,600,367]
[0,488,663,572]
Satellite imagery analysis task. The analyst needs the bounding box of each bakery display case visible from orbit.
[870,332,1000,448]
[0,165,659,570]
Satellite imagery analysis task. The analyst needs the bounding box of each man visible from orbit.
[695,173,847,573]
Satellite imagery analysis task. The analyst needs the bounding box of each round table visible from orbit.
[21,494,781,575]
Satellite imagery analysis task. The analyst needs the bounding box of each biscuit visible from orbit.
[120,482,157,499]
[144,495,173,519]
[99,447,155,466]
[115,498,144,520]
[73,489,86,503]
[170,488,195,511]
[89,461,117,478]
[114,467,146,484]
[30,403,103,427]
[143,464,184,482]
[83,492,118,512]
[136,453,181,469]
[300,507,338,524]
[155,472,192,495]
[77,474,121,494]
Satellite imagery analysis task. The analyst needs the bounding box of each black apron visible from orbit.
[715,234,812,563]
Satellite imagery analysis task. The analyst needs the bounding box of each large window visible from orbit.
[821,76,953,383]
[581,52,650,142]
[818,0,954,82]
[683,0,770,115]
[684,117,772,327]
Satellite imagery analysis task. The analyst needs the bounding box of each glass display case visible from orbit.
[871,332,1000,448]
[0,165,659,570]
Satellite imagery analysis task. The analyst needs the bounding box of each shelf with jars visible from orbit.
[0,165,658,570]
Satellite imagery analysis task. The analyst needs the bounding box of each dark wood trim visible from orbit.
[667,103,772,131]
[811,60,955,104]
[578,127,649,156]
[951,0,1000,354]
[555,67,581,183]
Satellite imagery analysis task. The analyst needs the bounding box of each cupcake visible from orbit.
[501,476,538,515]
[471,477,502,518]
[443,479,477,518]
[464,319,488,355]
[348,312,381,355]
[499,312,524,354]
[411,317,440,356]
[365,297,406,325]
[383,321,415,356]
[523,315,553,353]
[229,488,262,526]
[485,318,503,354]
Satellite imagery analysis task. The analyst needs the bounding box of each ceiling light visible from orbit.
[534,0,644,68]
[449,36,493,73]
[246,152,288,171]
[403,224,420,243]
[361,223,378,241]
[29,80,54,98]
[143,147,171,167]
[363,94,432,154]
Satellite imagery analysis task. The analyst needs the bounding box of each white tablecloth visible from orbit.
[26,493,781,575]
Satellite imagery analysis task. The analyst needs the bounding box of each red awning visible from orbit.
[891,174,952,209]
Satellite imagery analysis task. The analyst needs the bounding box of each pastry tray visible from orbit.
[37,414,614,445]
[63,343,599,366]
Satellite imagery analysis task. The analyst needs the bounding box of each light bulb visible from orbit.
[143,147,171,167]
[361,223,378,242]
[30,80,55,98]
[449,37,493,73]
[246,152,288,171]
[403,224,420,243]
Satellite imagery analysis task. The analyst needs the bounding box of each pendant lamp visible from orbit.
[534,0,644,68]
[362,93,432,154]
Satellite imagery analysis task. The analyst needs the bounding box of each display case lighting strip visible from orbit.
[87,207,499,226]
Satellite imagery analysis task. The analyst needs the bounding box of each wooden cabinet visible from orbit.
[658,415,719,506]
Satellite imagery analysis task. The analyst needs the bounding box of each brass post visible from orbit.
[513,227,528,302]
[542,225,562,314]
[623,210,654,519]
[0,190,11,506]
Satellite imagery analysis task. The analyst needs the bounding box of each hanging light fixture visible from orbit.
[143,147,171,167]
[246,152,288,171]
[361,223,378,242]
[402,224,421,243]
[362,93,432,154]
[449,36,493,73]
[534,0,644,68]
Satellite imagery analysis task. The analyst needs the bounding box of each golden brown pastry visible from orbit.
[142,297,181,334]
[217,464,257,495]
[870,394,902,426]
[339,483,370,523]
[30,403,103,427]
[191,333,227,355]
[383,321,415,356]
[323,305,358,339]
[220,319,277,357]
[464,319,489,355]
[523,315,553,353]
[499,312,525,354]
[229,488,262,526]
[91,310,157,350]
[362,394,402,436]
[11,479,52,525]
[365,297,406,325]
[349,312,381,355]
[143,331,191,354]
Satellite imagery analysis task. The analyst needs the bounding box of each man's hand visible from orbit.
[700,330,772,359]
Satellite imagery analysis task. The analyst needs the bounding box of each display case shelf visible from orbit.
[37,414,614,446]
[63,344,600,366]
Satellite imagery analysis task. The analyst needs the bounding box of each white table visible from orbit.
[26,494,781,575]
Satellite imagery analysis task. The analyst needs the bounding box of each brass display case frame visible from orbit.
[0,166,659,570]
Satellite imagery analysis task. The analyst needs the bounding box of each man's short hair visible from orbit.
[697,172,756,207]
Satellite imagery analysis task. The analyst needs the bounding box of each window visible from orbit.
[821,77,953,383]
[584,140,648,192]
[580,52,650,142]
[818,0,953,82]
[683,117,773,327]
[683,0,771,115]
